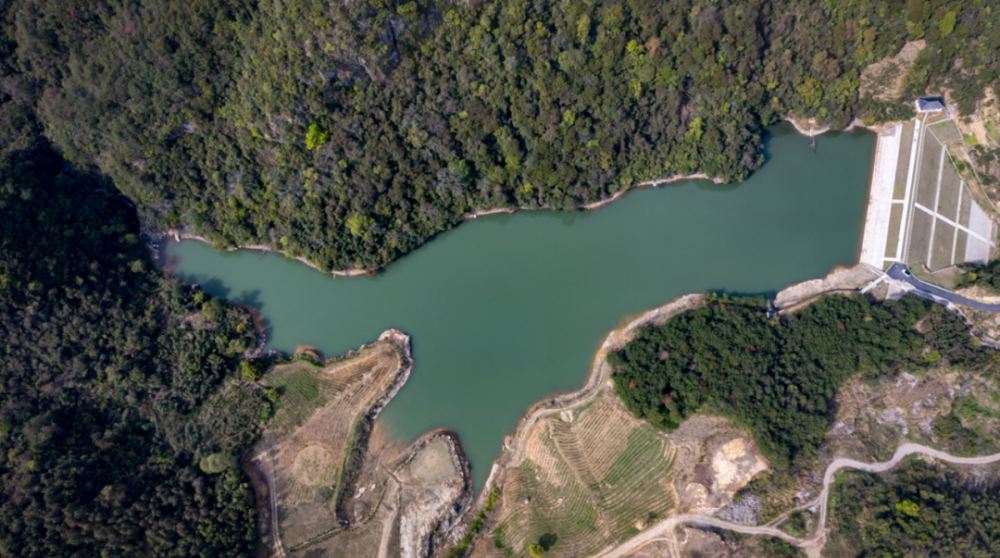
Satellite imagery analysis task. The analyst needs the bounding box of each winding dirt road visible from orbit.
[593,443,1000,558]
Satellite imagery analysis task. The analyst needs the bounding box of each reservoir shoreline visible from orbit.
[163,122,875,490]
[163,118,886,280]
[163,172,721,278]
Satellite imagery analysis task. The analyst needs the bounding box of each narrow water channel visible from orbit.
[167,124,874,489]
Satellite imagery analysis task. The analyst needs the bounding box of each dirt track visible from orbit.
[593,443,1000,558]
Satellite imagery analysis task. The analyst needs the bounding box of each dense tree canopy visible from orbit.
[830,460,1000,557]
[1,0,997,270]
[610,295,992,468]
[0,134,268,555]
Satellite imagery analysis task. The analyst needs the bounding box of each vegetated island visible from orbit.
[3,0,995,274]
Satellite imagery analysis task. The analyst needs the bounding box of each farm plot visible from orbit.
[491,394,676,558]
[251,333,410,551]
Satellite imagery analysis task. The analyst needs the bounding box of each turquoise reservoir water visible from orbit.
[167,125,874,489]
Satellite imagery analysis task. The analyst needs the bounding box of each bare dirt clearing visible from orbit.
[667,415,768,518]
[859,40,925,102]
[773,264,879,311]
[956,285,1000,339]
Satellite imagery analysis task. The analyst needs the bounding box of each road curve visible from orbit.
[887,263,1000,311]
[813,443,1000,541]
[592,442,1000,558]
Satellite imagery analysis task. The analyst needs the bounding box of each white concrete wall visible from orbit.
[859,125,901,269]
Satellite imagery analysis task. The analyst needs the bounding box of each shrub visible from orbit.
[240,359,265,381]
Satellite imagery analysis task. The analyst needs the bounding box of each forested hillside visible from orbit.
[830,460,1000,557]
[1,0,996,270]
[610,295,994,469]
[0,104,268,554]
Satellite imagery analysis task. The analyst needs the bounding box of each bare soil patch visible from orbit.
[302,430,471,558]
[666,415,768,517]
[773,264,879,310]
[860,40,925,101]
[956,286,1000,340]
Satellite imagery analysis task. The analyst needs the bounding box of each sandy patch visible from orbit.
[774,264,880,309]
[291,444,340,487]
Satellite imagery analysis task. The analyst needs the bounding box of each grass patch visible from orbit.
[928,220,955,271]
[935,163,963,221]
[985,119,999,145]
[954,230,969,264]
[447,488,500,558]
[914,139,943,210]
[905,209,934,265]
[779,510,811,538]
[928,120,964,145]
[884,203,903,259]
[892,121,915,200]
[267,368,329,431]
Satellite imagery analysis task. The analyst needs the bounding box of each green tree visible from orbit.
[240,359,265,381]
[896,499,920,517]
[305,124,329,151]
[346,214,376,237]
[939,12,956,37]
[529,543,545,557]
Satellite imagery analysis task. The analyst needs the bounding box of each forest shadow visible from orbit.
[230,289,272,336]
[171,273,272,334]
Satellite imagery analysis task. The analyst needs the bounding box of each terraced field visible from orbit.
[489,394,677,558]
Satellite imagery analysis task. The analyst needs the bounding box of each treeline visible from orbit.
[1,0,997,270]
[0,108,269,554]
[958,258,1000,291]
[830,460,1000,557]
[609,295,994,469]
